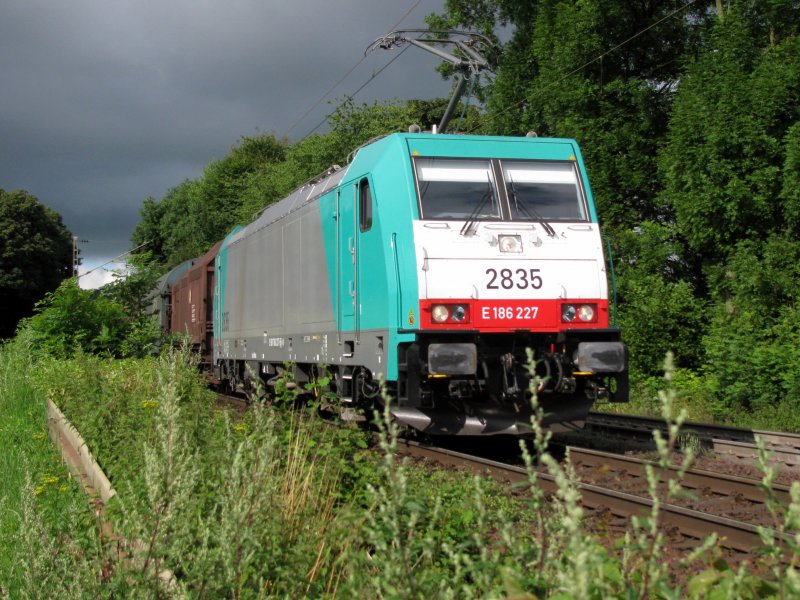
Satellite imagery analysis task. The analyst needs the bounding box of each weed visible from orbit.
[621,352,697,597]
[5,341,800,597]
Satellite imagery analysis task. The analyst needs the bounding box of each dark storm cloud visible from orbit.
[0,0,450,281]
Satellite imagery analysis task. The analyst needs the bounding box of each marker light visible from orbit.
[429,303,471,325]
[561,303,598,323]
[451,305,467,322]
[498,234,523,253]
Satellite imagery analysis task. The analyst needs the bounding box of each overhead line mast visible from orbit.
[367,29,492,133]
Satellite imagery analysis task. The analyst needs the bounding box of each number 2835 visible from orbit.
[485,268,543,290]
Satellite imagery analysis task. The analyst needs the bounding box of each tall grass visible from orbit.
[3,340,800,597]
[28,347,358,597]
[0,336,106,597]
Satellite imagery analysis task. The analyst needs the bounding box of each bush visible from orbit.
[22,280,129,357]
[21,278,163,359]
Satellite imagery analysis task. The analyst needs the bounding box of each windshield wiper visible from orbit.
[460,178,493,236]
[507,178,556,238]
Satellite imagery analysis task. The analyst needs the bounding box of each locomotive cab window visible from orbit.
[414,158,501,220]
[502,161,588,222]
[359,178,372,232]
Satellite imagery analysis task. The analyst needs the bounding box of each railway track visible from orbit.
[586,411,800,469]
[398,440,792,554]
[216,393,797,549]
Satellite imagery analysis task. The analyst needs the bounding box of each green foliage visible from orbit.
[622,353,698,597]
[103,252,165,317]
[30,349,360,597]
[0,339,105,597]
[700,237,800,425]
[131,134,288,267]
[5,346,800,596]
[23,280,130,358]
[21,263,168,359]
[783,121,800,233]
[660,10,800,266]
[0,188,73,338]
[613,222,707,376]
[617,272,705,376]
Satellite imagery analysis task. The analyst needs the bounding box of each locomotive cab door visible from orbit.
[336,181,358,344]
[336,177,372,346]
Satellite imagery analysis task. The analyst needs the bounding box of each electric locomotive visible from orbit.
[208,132,627,435]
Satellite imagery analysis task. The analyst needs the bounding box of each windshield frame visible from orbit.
[413,156,502,221]
[412,156,590,223]
[501,159,590,223]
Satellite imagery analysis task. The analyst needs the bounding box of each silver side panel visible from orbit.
[218,200,391,378]
[219,326,391,380]
[223,203,332,339]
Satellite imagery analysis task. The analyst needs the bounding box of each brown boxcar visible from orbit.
[170,240,222,365]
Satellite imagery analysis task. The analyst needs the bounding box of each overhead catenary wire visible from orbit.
[282,0,425,140]
[300,45,412,139]
[77,239,152,280]
[293,0,704,140]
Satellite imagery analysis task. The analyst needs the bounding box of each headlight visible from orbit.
[432,305,449,323]
[498,234,523,253]
[428,303,471,325]
[577,304,595,322]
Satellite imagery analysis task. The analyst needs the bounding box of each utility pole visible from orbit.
[72,236,89,278]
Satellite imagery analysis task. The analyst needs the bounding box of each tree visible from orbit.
[430,0,711,231]
[0,188,72,338]
[130,134,288,269]
[655,3,800,419]
[660,8,800,268]
[131,100,464,269]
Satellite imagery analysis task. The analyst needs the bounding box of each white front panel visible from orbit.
[412,221,608,301]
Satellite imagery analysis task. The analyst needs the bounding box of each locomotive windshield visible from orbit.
[503,161,588,222]
[414,158,501,220]
[414,157,588,222]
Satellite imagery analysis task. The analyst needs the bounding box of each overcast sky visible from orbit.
[0,0,454,288]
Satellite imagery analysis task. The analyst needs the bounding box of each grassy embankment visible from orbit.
[2,339,799,598]
[0,336,106,595]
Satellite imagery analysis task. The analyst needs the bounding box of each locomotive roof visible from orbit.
[224,132,585,247]
[227,163,347,247]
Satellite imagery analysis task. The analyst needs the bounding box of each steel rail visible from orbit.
[586,412,800,467]
[588,411,800,448]
[709,438,800,469]
[568,446,791,505]
[398,440,785,553]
